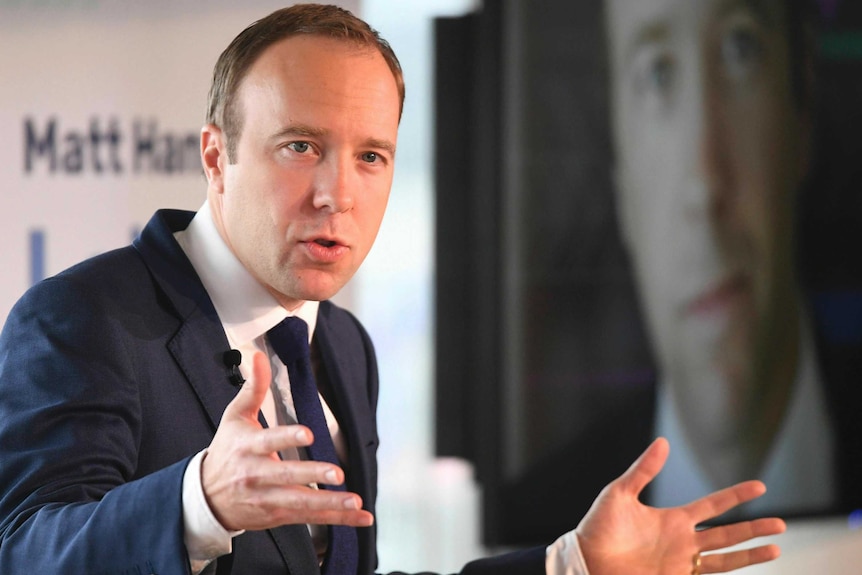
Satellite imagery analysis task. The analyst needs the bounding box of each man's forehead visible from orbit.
[233,37,399,147]
[238,35,391,97]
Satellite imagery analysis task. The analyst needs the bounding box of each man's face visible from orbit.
[606,0,808,443]
[204,35,400,310]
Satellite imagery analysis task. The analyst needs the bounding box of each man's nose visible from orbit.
[312,155,355,213]
[684,62,731,222]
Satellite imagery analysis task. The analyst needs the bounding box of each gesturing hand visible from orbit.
[201,351,374,532]
[575,438,785,575]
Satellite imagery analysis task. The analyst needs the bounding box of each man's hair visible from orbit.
[206,3,405,162]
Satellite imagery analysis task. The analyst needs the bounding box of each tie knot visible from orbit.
[267,316,310,364]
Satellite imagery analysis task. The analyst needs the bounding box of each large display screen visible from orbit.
[435,0,862,546]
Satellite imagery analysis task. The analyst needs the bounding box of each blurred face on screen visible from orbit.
[605,0,809,479]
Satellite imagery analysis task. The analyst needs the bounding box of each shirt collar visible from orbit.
[173,200,319,347]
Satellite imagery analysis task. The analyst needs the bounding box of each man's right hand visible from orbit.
[201,351,374,532]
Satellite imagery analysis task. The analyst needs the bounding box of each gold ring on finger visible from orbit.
[691,552,702,575]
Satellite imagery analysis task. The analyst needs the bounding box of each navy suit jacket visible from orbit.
[0,210,545,575]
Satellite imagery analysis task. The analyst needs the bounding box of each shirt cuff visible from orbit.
[182,449,245,573]
[546,530,590,575]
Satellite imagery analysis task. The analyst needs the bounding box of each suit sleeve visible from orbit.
[0,276,192,574]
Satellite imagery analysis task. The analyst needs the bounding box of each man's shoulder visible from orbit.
[11,208,198,322]
[59,243,144,282]
[35,208,194,291]
[5,246,155,335]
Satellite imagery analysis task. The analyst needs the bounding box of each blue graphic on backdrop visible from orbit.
[29,230,44,286]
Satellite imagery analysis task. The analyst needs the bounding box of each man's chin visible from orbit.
[296,280,349,303]
[268,277,347,307]
[671,358,755,437]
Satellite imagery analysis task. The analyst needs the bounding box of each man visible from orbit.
[604,0,840,514]
[0,4,784,574]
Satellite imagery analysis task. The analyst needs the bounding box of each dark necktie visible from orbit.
[267,316,358,575]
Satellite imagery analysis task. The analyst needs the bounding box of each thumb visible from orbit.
[222,350,271,422]
[616,436,669,497]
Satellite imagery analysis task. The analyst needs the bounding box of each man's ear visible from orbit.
[201,124,226,191]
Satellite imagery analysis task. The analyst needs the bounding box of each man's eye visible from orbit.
[645,55,674,94]
[631,48,676,100]
[721,27,764,80]
[288,141,311,153]
[361,152,379,163]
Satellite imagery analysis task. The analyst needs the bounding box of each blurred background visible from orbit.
[2,0,861,573]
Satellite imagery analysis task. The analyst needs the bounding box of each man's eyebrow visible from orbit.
[270,123,327,141]
[362,137,397,157]
[623,18,671,68]
[716,0,779,28]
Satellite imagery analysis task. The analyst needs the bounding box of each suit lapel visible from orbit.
[314,303,379,575]
[313,303,377,496]
[167,308,239,428]
[133,209,321,573]
[134,209,240,428]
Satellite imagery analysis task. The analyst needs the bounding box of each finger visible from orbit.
[222,351,271,422]
[686,481,766,523]
[252,424,314,455]
[237,484,375,530]
[273,485,365,512]
[696,518,786,552]
[262,485,374,527]
[700,544,782,573]
[281,505,376,528]
[298,508,376,528]
[615,437,669,497]
[248,457,348,490]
